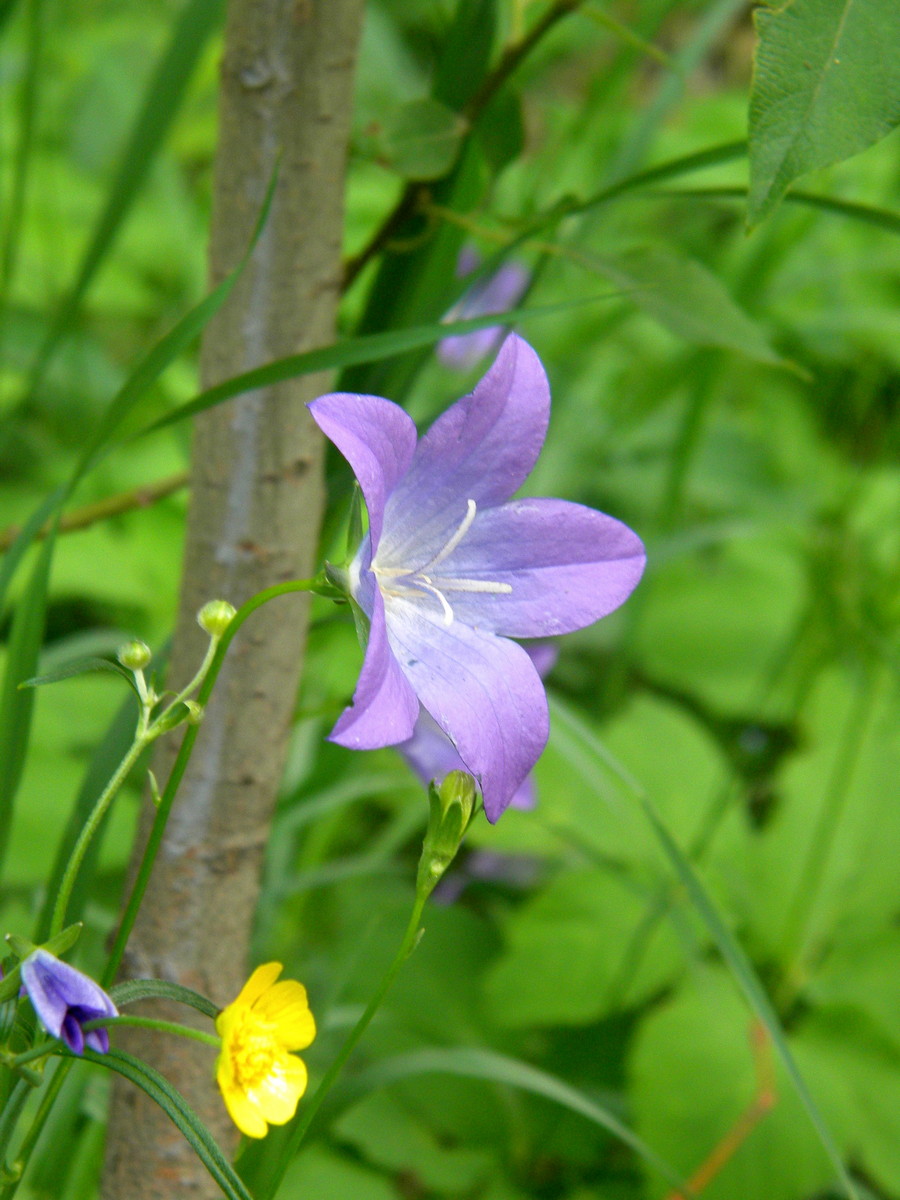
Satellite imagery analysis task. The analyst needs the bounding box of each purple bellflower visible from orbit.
[397,643,558,811]
[308,335,645,822]
[438,247,530,371]
[21,949,118,1054]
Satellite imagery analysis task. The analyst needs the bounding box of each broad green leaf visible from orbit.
[381,98,468,180]
[748,0,900,226]
[273,1145,397,1200]
[76,1047,253,1200]
[591,247,788,365]
[483,867,686,1027]
[631,968,834,1200]
[350,1046,688,1193]
[335,1092,493,1194]
[109,978,218,1020]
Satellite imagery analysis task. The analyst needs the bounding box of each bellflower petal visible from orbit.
[308,334,645,820]
[308,392,417,548]
[397,642,556,811]
[383,336,550,561]
[330,585,419,749]
[438,253,530,371]
[21,949,118,1056]
[427,497,646,636]
[386,599,549,822]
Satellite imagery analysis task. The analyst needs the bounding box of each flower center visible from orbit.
[372,499,512,627]
[230,1017,277,1089]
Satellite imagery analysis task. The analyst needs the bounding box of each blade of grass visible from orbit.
[653,185,900,237]
[133,292,620,439]
[345,1047,690,1195]
[24,0,225,397]
[570,722,857,1200]
[0,0,43,302]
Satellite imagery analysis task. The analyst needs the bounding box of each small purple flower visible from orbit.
[438,249,530,371]
[21,949,118,1055]
[397,643,558,811]
[309,335,645,822]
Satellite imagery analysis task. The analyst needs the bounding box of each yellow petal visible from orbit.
[248,1055,307,1126]
[253,981,316,1050]
[219,1078,268,1139]
[233,962,283,1011]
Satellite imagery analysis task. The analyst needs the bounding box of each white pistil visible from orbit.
[372,498,512,627]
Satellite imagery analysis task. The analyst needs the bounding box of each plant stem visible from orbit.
[50,734,148,939]
[260,888,430,1200]
[102,579,319,987]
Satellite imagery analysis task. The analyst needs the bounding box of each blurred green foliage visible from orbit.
[2,0,899,1198]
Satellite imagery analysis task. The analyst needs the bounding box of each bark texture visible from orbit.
[101,2,364,1196]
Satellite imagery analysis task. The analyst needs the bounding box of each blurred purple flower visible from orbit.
[308,335,645,822]
[21,949,117,1055]
[438,248,530,371]
[397,643,558,811]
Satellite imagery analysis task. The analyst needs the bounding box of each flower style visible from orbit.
[309,335,645,822]
[20,949,118,1055]
[397,643,558,811]
[216,962,316,1139]
[438,247,530,371]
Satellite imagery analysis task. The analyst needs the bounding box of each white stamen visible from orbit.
[420,499,478,572]
[370,498,511,627]
[410,579,455,625]
[430,576,512,595]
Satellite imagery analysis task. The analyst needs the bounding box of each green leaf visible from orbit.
[20,655,138,693]
[26,0,225,391]
[133,293,618,439]
[349,1046,688,1193]
[602,750,858,1199]
[109,979,219,1020]
[631,968,834,1200]
[748,0,900,226]
[381,97,469,181]
[75,1047,253,1200]
[591,247,789,366]
[0,535,54,876]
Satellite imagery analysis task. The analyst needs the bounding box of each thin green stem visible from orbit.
[260,888,430,1200]
[0,1080,30,1174]
[0,1061,70,1200]
[102,579,319,986]
[50,733,148,938]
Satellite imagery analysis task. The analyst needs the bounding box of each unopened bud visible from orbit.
[117,640,152,671]
[183,700,204,725]
[197,600,235,637]
[417,770,477,896]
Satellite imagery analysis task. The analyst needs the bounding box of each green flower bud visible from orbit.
[183,700,204,725]
[416,770,477,896]
[197,599,236,637]
[117,640,152,670]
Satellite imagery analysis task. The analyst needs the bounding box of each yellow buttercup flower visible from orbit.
[215,962,316,1138]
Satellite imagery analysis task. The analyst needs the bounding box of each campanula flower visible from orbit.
[309,334,645,822]
[438,247,530,370]
[397,643,558,811]
[20,949,118,1055]
[216,962,315,1139]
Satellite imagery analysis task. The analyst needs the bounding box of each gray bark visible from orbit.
[101,1,364,1196]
